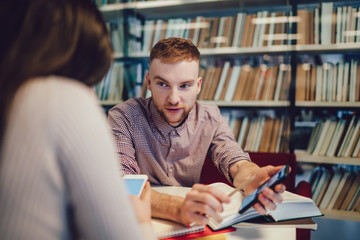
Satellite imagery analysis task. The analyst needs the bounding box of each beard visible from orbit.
[154,101,196,127]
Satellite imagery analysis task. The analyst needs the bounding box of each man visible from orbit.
[108,37,285,226]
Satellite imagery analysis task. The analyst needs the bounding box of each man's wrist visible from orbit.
[151,190,184,224]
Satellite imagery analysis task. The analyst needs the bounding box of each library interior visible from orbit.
[95,0,360,239]
[4,0,359,239]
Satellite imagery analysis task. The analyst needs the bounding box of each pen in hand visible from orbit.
[228,175,256,197]
[189,176,255,227]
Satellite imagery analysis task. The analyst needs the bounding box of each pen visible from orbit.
[228,175,256,197]
[189,175,256,227]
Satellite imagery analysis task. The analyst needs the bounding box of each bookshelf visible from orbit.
[96,0,360,222]
[319,208,360,222]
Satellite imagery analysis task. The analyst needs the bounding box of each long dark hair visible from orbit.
[0,0,113,150]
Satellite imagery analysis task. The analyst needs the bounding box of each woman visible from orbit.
[0,0,155,239]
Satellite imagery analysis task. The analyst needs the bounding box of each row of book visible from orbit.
[310,165,360,212]
[97,59,360,104]
[107,1,360,55]
[297,2,360,45]
[122,9,293,54]
[222,111,290,153]
[96,62,144,101]
[296,59,360,102]
[306,115,360,158]
[198,61,291,102]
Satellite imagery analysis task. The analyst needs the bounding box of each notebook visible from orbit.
[152,218,205,239]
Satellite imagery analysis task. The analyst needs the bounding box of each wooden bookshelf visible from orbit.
[319,209,360,222]
[200,100,290,107]
[295,101,360,108]
[99,0,289,20]
[295,150,360,166]
[199,46,292,57]
[295,43,360,54]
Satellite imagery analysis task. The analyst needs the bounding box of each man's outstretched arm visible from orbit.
[151,184,231,226]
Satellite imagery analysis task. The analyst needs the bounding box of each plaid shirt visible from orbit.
[108,97,250,187]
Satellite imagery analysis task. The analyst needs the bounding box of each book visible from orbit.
[344,118,360,157]
[337,116,356,157]
[258,117,274,153]
[159,225,235,240]
[152,218,205,239]
[313,166,333,206]
[208,65,223,100]
[232,13,245,47]
[233,217,317,230]
[154,183,321,232]
[207,183,322,231]
[320,2,334,45]
[214,61,230,101]
[268,118,280,153]
[326,169,351,210]
[332,171,356,210]
[237,116,250,148]
[318,120,337,156]
[319,167,344,209]
[326,119,346,157]
[224,64,241,101]
[218,64,233,101]
[296,64,307,101]
[347,182,360,211]
[142,20,155,52]
[297,9,309,45]
[233,64,251,101]
[198,65,215,100]
[339,173,360,210]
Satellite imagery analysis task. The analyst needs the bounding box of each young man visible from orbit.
[108,37,285,226]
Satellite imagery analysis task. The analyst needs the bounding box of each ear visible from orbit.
[196,77,202,95]
[146,73,151,91]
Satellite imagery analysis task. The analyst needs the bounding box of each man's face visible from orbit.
[146,59,202,127]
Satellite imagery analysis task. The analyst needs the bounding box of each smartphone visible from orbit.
[239,165,290,214]
[122,174,148,196]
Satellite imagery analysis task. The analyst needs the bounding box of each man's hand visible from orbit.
[151,184,230,226]
[231,162,287,215]
[179,184,231,226]
[248,165,286,215]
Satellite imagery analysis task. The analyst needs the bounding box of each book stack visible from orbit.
[96,62,146,101]
[296,59,360,102]
[310,166,360,212]
[124,8,293,53]
[306,116,360,158]
[96,62,125,102]
[221,110,290,153]
[297,2,360,45]
[198,58,291,102]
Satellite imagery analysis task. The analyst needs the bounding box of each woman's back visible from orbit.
[0,76,145,240]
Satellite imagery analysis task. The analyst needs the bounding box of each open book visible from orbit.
[152,182,322,232]
[207,182,322,230]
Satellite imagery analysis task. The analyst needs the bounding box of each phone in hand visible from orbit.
[122,174,148,196]
[239,165,290,214]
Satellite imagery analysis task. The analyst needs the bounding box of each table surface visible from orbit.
[225,227,296,240]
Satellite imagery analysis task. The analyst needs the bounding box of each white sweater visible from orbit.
[0,76,155,240]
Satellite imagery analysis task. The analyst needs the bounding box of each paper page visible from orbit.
[151,218,204,239]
